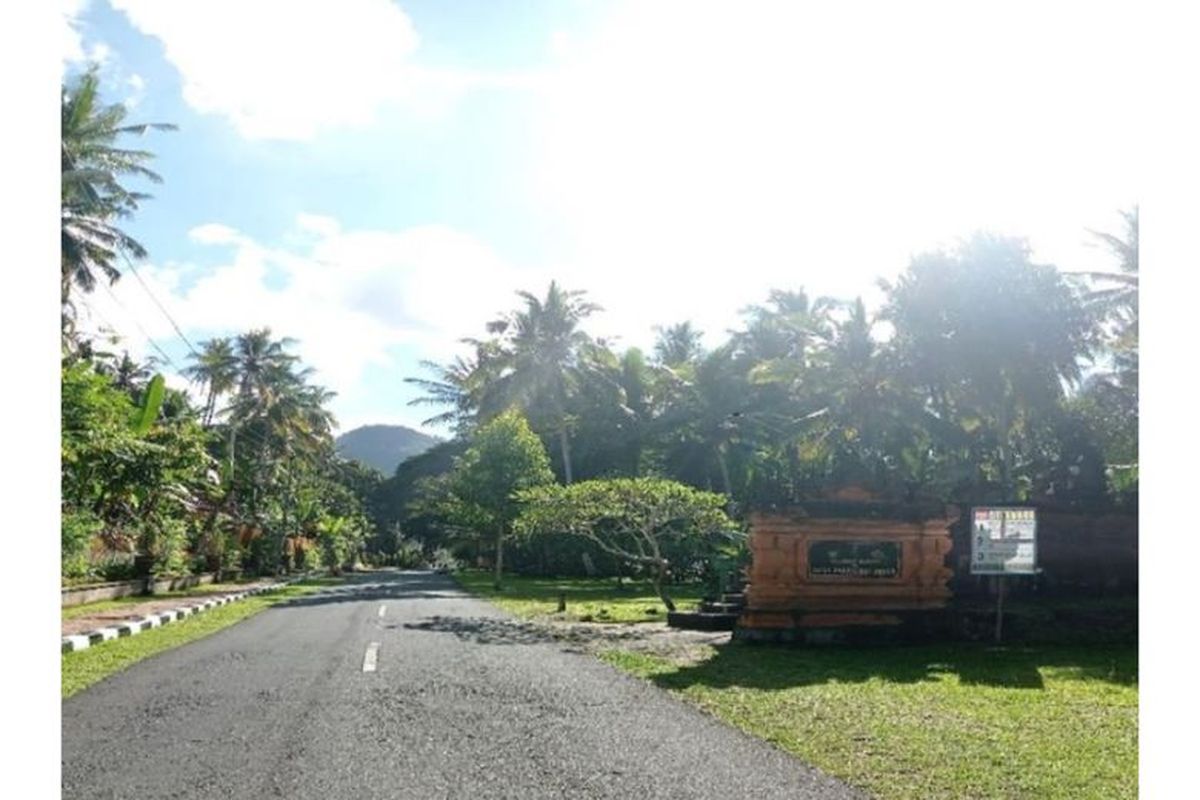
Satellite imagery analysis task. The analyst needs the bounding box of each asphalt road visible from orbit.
[62,570,861,799]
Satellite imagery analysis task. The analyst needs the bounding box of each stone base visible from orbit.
[667,611,740,631]
[733,608,955,645]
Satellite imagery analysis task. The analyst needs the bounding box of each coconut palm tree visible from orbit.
[652,321,705,367]
[182,337,238,426]
[481,282,601,483]
[231,329,300,407]
[61,67,174,313]
[1079,206,1138,338]
[408,282,601,483]
[405,337,507,433]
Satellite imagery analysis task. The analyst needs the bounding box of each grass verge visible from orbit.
[601,642,1136,800]
[61,579,277,621]
[454,569,705,623]
[62,578,339,699]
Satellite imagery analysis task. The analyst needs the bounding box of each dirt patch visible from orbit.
[404,614,729,665]
[61,581,279,637]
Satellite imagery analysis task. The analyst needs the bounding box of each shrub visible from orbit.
[393,535,425,569]
[427,547,461,572]
[62,510,102,579]
[138,517,190,576]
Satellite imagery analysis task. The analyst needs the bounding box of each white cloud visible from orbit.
[109,0,548,139]
[117,2,385,139]
[78,215,543,432]
[532,0,1142,343]
[111,0,420,139]
[61,0,88,67]
[187,223,243,245]
[295,213,341,238]
[123,73,146,108]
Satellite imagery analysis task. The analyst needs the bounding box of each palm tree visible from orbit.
[61,68,174,314]
[182,337,238,426]
[109,351,153,396]
[404,337,507,433]
[231,329,300,407]
[409,282,601,483]
[1078,206,1139,390]
[483,282,601,483]
[653,321,705,367]
[1079,206,1138,337]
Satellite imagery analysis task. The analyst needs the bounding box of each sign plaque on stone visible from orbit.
[808,540,901,579]
[970,506,1037,575]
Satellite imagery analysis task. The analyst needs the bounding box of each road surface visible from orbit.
[62,570,860,799]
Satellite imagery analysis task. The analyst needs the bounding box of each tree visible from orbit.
[62,359,214,576]
[516,478,737,611]
[182,337,238,426]
[1079,205,1138,346]
[446,411,554,588]
[1072,206,1139,495]
[477,282,601,483]
[653,321,705,367]
[61,68,174,316]
[881,234,1092,500]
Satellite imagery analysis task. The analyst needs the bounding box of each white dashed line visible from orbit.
[378,604,387,618]
[362,642,380,673]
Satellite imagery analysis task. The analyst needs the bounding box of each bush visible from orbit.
[62,510,102,579]
[427,547,461,572]
[96,553,137,582]
[138,517,189,576]
[393,535,425,569]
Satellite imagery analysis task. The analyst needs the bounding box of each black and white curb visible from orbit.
[62,581,292,654]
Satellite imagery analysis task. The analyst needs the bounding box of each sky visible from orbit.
[61,0,1140,436]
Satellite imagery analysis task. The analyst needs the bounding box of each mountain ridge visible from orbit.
[335,424,441,475]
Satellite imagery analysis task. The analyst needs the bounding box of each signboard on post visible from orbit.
[970,507,1037,575]
[971,506,1037,642]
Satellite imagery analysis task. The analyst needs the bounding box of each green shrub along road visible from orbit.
[603,643,1137,800]
[62,578,342,698]
[454,570,706,623]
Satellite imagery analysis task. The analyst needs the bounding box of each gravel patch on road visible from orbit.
[405,614,730,662]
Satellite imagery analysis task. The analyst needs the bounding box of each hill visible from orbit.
[335,424,441,475]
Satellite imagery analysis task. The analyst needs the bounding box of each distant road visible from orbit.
[62,570,860,799]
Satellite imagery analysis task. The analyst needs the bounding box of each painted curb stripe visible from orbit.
[63,635,90,653]
[62,576,306,654]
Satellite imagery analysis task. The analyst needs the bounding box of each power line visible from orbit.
[88,286,292,453]
[96,280,178,366]
[98,258,330,456]
[120,251,201,358]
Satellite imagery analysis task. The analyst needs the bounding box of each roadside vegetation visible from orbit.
[62,578,339,698]
[61,69,381,593]
[603,643,1137,800]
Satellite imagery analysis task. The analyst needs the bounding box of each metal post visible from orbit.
[994,576,1005,643]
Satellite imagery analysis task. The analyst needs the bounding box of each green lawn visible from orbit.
[62,577,340,698]
[454,570,705,623]
[603,642,1137,800]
